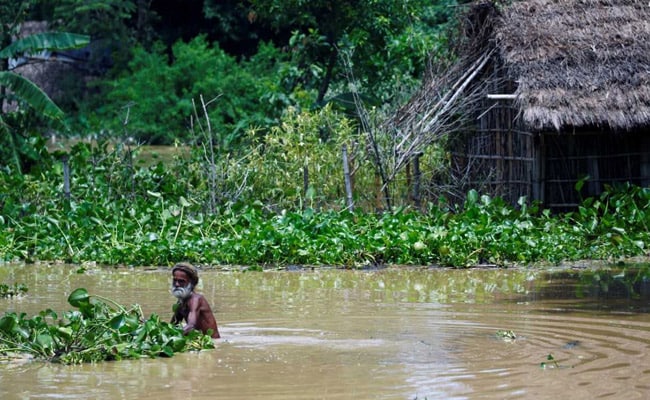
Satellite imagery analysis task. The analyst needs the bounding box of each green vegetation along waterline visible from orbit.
[0,141,648,268]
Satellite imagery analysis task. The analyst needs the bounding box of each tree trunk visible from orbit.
[316,47,338,104]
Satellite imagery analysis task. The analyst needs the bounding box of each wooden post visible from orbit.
[303,164,309,209]
[342,144,354,211]
[413,152,422,209]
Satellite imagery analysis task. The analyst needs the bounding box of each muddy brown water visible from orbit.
[2,263,650,399]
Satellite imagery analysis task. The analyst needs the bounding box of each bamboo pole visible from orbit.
[413,152,422,209]
[342,144,354,212]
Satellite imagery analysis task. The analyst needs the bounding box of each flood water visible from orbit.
[2,263,650,399]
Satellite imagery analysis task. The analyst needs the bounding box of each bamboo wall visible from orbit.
[452,121,650,211]
[447,61,650,211]
[542,130,650,211]
[449,63,535,207]
[450,102,534,205]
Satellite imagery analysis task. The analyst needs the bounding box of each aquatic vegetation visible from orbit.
[0,288,214,364]
[495,329,517,342]
[540,354,560,369]
[0,139,648,267]
[0,283,27,298]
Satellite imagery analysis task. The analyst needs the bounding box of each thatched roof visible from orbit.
[496,0,650,131]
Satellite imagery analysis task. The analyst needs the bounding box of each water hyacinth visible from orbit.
[0,288,214,364]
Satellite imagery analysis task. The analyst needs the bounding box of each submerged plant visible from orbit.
[495,329,517,342]
[0,283,27,298]
[0,288,214,364]
[540,353,560,369]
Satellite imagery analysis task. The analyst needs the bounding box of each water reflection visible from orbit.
[1,263,650,399]
[520,265,650,313]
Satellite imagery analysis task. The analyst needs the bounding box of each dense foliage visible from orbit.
[0,140,648,268]
[247,0,456,103]
[0,288,214,364]
[90,37,297,144]
[1,0,463,144]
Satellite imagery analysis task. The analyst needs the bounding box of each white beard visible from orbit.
[171,283,194,300]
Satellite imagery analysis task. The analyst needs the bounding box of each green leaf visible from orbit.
[109,314,126,330]
[123,314,141,330]
[12,326,30,340]
[36,333,54,349]
[57,326,73,340]
[171,336,187,352]
[161,345,174,357]
[0,72,64,121]
[78,303,95,318]
[39,309,58,319]
[0,315,16,332]
[68,288,90,307]
[0,32,90,59]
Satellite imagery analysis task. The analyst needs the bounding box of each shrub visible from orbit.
[96,37,305,144]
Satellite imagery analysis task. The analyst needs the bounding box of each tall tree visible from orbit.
[246,0,457,105]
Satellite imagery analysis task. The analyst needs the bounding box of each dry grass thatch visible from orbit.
[496,0,650,131]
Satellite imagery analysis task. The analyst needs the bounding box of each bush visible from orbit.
[94,37,307,144]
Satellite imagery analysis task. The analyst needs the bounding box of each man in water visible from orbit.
[170,262,221,338]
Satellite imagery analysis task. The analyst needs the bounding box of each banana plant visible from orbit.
[0,30,89,172]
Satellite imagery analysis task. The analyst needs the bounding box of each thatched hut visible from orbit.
[412,0,650,210]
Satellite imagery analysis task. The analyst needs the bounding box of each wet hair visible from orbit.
[171,262,199,286]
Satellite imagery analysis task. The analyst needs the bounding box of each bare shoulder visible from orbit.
[191,292,211,308]
[186,293,201,307]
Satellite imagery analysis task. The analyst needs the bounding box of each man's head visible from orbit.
[171,262,199,300]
